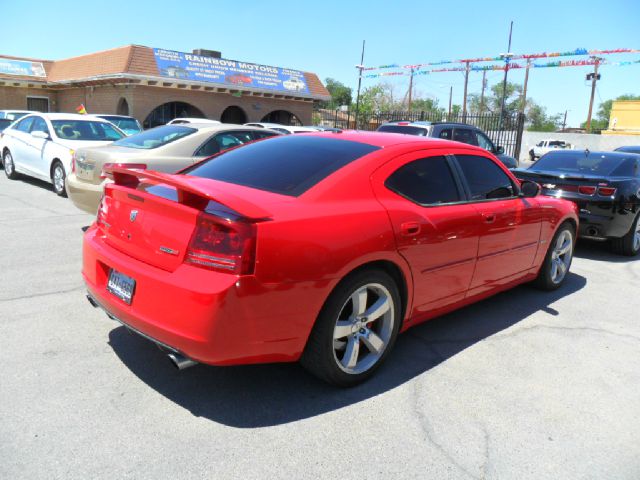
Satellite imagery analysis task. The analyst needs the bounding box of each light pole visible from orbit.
[353,40,366,130]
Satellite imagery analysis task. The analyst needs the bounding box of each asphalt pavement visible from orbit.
[1,172,639,479]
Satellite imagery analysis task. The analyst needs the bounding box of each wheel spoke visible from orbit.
[558,238,572,255]
[364,296,390,321]
[551,260,559,280]
[557,260,567,276]
[351,289,367,316]
[361,330,385,354]
[334,320,352,339]
[342,336,360,369]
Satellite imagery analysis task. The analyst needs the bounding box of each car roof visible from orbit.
[22,112,112,121]
[304,130,469,148]
[92,114,136,119]
[0,109,33,113]
[244,122,282,128]
[170,117,220,123]
[160,123,280,133]
[542,149,640,159]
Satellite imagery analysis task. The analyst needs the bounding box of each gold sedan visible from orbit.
[66,123,280,214]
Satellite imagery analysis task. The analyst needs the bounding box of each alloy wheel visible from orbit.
[634,217,640,252]
[550,229,573,284]
[332,283,394,375]
[4,152,13,176]
[53,164,65,193]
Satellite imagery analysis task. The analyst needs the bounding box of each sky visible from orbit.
[2,0,639,127]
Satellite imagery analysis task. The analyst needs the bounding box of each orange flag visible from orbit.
[76,104,87,115]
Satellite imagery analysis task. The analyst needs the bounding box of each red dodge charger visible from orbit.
[83,131,578,386]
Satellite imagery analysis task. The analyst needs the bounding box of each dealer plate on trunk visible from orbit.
[76,160,95,181]
[107,269,136,305]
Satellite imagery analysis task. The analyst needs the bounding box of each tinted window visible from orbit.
[453,128,478,146]
[456,155,515,200]
[531,151,632,176]
[185,135,380,196]
[377,125,429,136]
[97,116,141,133]
[611,158,640,177]
[113,125,195,149]
[438,128,452,140]
[615,146,640,155]
[15,117,35,132]
[51,120,124,141]
[385,156,461,205]
[475,132,494,152]
[30,116,49,135]
[195,131,253,157]
[252,131,278,140]
[0,119,12,131]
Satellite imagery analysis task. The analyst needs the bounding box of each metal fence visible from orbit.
[314,109,526,159]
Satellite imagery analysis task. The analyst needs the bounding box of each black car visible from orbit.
[376,120,518,168]
[513,149,640,256]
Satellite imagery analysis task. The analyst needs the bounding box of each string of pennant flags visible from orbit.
[362,57,640,79]
[361,48,640,72]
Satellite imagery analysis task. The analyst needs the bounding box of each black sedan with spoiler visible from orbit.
[513,150,640,256]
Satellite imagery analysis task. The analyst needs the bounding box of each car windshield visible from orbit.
[98,116,141,133]
[531,152,631,176]
[377,125,428,136]
[112,125,196,149]
[548,141,566,147]
[51,120,125,141]
[184,135,380,196]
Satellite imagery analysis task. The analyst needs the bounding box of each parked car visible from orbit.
[0,110,33,121]
[167,118,221,125]
[225,74,252,85]
[0,118,13,132]
[283,77,306,91]
[529,139,573,162]
[67,124,280,214]
[513,149,640,256]
[615,145,640,155]
[305,125,342,132]
[377,121,518,168]
[244,122,318,134]
[91,115,143,136]
[83,131,578,386]
[1,113,125,196]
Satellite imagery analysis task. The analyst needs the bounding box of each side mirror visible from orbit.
[31,130,49,140]
[495,145,505,155]
[520,180,540,198]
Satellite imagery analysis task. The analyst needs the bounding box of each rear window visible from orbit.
[531,152,632,176]
[185,135,380,196]
[112,125,195,149]
[377,125,429,136]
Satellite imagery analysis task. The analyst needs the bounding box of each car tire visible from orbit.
[3,150,19,180]
[533,222,575,291]
[529,150,535,162]
[611,212,640,257]
[300,268,401,387]
[51,160,67,197]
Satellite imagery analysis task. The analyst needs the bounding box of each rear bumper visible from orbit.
[66,173,104,214]
[576,203,635,239]
[83,226,313,366]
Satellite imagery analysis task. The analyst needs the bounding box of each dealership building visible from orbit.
[0,46,331,126]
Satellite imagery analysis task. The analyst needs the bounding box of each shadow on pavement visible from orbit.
[108,272,586,428]
[8,174,55,193]
[574,240,639,263]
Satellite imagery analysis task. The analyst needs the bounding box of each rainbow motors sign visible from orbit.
[0,57,46,77]
[153,48,309,95]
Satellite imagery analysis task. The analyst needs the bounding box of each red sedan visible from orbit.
[83,132,578,386]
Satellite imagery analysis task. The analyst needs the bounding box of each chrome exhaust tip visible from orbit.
[167,352,198,370]
[86,294,99,308]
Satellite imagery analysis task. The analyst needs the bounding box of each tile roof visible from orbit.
[0,45,331,100]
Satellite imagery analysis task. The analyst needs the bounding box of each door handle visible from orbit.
[400,221,421,236]
[483,213,496,224]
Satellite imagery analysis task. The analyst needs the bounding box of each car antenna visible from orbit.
[584,148,590,156]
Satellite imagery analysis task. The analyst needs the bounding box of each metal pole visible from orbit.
[407,68,414,112]
[499,21,514,122]
[448,86,453,117]
[354,40,366,130]
[586,57,601,133]
[562,110,568,130]
[479,70,486,114]
[520,58,531,114]
[462,61,470,120]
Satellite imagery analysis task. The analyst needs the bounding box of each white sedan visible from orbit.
[0,113,125,196]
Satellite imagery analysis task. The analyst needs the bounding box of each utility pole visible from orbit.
[462,61,470,119]
[448,86,453,118]
[520,58,531,114]
[407,68,414,112]
[562,110,568,130]
[499,21,514,122]
[354,40,366,130]
[585,57,602,133]
[479,70,487,115]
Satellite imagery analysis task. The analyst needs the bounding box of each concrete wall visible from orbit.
[519,131,640,162]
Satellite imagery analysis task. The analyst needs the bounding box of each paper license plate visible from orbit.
[76,160,95,180]
[107,269,136,305]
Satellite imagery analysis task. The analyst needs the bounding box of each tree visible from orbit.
[322,78,352,109]
[468,82,523,116]
[527,104,562,132]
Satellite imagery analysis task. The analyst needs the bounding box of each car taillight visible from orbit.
[597,186,616,196]
[101,163,147,179]
[185,212,256,275]
[398,122,409,126]
[71,151,77,173]
[578,186,596,195]
[96,195,109,228]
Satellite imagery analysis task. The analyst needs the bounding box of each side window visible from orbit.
[536,141,544,147]
[475,131,494,152]
[438,128,452,140]
[456,155,515,200]
[30,116,50,136]
[252,131,278,140]
[385,156,461,205]
[453,128,478,146]
[194,132,250,157]
[15,117,35,133]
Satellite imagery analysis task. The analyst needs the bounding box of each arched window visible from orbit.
[220,106,248,124]
[143,101,205,128]
[117,98,129,116]
[261,110,302,126]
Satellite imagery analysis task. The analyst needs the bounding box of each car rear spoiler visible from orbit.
[104,165,272,220]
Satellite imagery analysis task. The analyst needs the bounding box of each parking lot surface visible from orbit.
[1,173,639,480]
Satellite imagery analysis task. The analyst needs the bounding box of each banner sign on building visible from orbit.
[0,57,46,77]
[153,49,310,94]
